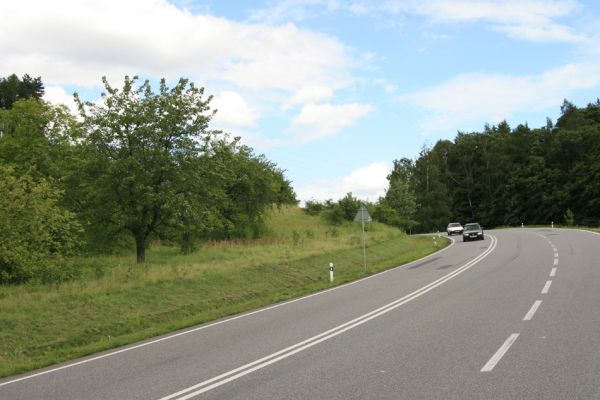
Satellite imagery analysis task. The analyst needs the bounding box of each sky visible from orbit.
[3,0,600,204]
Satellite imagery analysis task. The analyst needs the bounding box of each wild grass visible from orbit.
[0,206,446,378]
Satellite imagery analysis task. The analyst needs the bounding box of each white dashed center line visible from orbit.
[523,300,542,321]
[481,333,520,372]
[541,280,552,294]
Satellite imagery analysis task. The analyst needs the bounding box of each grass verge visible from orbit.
[0,207,447,378]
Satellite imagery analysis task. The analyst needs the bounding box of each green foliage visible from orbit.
[200,140,297,241]
[70,76,296,262]
[0,99,74,182]
[323,205,346,225]
[379,157,417,231]
[337,192,361,220]
[0,74,44,109]
[389,98,600,231]
[303,200,325,215]
[564,209,575,226]
[0,166,81,283]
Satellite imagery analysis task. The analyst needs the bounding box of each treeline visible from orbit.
[384,99,600,232]
[0,74,296,283]
[306,98,600,234]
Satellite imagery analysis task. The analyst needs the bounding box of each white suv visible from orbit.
[447,222,463,236]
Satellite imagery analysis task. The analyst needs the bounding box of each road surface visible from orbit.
[2,228,600,399]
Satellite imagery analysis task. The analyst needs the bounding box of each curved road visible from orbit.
[2,228,600,399]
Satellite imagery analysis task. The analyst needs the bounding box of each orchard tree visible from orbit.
[75,76,217,262]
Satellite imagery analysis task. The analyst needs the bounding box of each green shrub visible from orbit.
[303,200,325,215]
[0,166,81,283]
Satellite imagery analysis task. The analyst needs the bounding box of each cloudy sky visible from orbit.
[3,0,600,203]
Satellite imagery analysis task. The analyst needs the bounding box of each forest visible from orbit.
[304,99,600,235]
[0,74,296,283]
[380,99,600,233]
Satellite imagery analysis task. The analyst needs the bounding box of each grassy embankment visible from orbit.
[0,206,447,378]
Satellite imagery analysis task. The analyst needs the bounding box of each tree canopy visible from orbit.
[0,74,296,281]
[0,74,44,109]
[385,99,600,232]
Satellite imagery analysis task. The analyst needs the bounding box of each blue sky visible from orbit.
[3,0,600,203]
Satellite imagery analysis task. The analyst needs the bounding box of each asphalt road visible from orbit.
[2,228,600,399]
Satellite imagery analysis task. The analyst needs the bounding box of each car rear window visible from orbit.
[464,223,481,230]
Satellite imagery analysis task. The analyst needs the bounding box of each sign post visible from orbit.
[354,204,372,269]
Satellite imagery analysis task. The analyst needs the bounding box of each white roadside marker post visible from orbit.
[329,262,334,282]
[551,221,554,228]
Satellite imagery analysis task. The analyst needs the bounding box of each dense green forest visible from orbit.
[0,74,296,283]
[381,99,600,233]
[305,99,600,234]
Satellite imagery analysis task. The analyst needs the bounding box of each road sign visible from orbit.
[354,204,372,222]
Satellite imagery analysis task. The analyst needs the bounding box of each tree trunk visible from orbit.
[136,238,146,263]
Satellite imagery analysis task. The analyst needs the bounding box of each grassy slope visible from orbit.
[0,206,446,378]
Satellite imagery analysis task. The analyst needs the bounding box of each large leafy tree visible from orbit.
[379,158,417,230]
[0,74,44,109]
[74,76,217,262]
[413,144,451,232]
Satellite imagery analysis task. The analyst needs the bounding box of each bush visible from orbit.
[323,205,346,225]
[303,200,325,215]
[0,166,81,283]
[564,208,575,226]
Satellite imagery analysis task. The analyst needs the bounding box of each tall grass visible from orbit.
[0,206,446,378]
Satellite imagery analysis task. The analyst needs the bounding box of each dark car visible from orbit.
[462,223,484,242]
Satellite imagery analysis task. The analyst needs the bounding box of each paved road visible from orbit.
[2,228,600,399]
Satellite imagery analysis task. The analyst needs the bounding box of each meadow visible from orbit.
[0,206,446,378]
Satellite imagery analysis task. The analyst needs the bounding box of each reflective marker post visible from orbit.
[329,262,334,282]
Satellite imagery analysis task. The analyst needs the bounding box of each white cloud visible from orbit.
[43,85,78,113]
[281,86,333,110]
[0,0,354,92]
[212,91,260,128]
[403,62,600,133]
[403,0,585,43]
[333,0,586,43]
[296,162,390,203]
[288,102,374,142]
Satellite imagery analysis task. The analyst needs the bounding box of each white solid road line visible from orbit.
[541,280,552,294]
[523,300,542,321]
[157,236,498,400]
[481,333,520,372]
[0,235,459,388]
[550,268,557,277]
